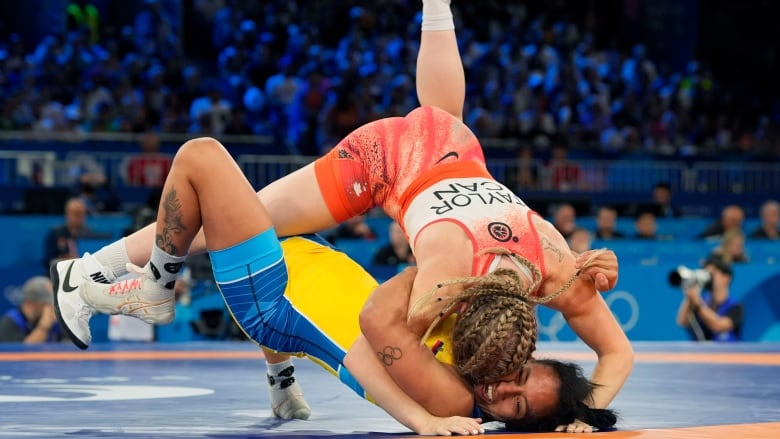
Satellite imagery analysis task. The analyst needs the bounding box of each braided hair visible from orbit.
[413,248,608,384]
[451,268,538,383]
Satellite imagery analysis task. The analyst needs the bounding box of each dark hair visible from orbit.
[488,359,618,432]
[654,182,672,191]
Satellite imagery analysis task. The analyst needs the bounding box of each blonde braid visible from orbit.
[453,291,538,382]
[413,248,541,345]
[414,248,610,384]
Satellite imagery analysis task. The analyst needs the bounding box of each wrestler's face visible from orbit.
[472,362,558,422]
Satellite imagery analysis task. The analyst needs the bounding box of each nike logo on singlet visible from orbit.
[435,151,459,164]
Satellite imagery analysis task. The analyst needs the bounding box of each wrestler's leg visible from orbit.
[262,348,311,420]
[52,138,271,346]
[120,163,339,262]
[79,137,276,325]
[148,138,311,418]
[417,0,464,121]
[54,138,289,343]
[257,163,339,237]
[54,141,362,350]
[155,137,274,252]
[94,164,338,271]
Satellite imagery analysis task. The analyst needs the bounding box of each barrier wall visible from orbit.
[536,263,780,342]
[0,215,129,317]
[1,215,777,342]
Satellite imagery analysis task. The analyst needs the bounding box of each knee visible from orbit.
[174,137,226,167]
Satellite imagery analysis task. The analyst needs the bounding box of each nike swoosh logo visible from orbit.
[435,151,459,164]
[62,261,79,293]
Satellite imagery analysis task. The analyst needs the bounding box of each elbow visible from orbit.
[343,346,358,371]
[709,318,732,334]
[614,338,635,374]
[625,346,635,372]
[359,298,383,340]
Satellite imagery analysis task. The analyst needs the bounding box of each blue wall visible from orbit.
[536,263,780,342]
[0,215,129,315]
[1,214,778,342]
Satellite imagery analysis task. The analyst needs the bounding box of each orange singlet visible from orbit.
[314,106,547,283]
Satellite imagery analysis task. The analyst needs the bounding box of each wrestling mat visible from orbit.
[1,341,778,438]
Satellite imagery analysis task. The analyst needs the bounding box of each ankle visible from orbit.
[92,238,131,279]
[149,244,186,290]
[422,0,454,31]
[266,359,296,388]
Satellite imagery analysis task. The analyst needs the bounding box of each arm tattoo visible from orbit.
[377,346,403,366]
[155,187,187,254]
[542,236,564,262]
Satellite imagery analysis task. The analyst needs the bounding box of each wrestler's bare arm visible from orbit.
[551,280,634,410]
[538,227,633,411]
[357,267,476,418]
[404,223,474,333]
[345,335,482,435]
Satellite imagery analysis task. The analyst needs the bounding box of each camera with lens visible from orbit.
[668,266,712,290]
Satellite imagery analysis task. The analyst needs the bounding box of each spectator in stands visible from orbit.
[651,182,681,218]
[594,206,625,240]
[675,258,743,342]
[66,0,100,44]
[567,227,593,255]
[321,89,365,152]
[0,0,775,157]
[63,153,119,214]
[551,202,577,239]
[633,211,659,240]
[372,221,415,267]
[189,85,232,135]
[707,229,750,264]
[697,204,745,240]
[509,146,539,191]
[326,214,376,243]
[123,188,162,237]
[72,176,120,215]
[123,131,172,188]
[547,144,581,192]
[41,197,105,270]
[749,199,779,239]
[0,276,62,343]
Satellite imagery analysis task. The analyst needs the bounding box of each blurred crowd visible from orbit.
[0,0,778,159]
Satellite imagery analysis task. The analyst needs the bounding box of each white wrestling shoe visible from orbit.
[268,370,311,420]
[79,262,176,326]
[51,253,114,350]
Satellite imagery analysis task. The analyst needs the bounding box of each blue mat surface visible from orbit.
[1,341,778,437]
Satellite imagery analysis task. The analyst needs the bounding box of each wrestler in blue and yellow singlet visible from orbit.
[210,231,454,400]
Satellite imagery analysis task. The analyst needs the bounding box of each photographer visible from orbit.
[674,259,743,341]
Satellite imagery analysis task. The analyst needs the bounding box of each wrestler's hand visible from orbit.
[418,415,484,436]
[574,249,618,292]
[555,419,593,433]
